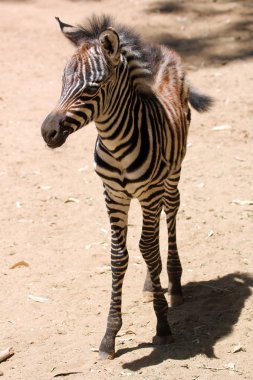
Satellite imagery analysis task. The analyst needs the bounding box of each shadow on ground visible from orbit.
[67,0,253,66]
[119,272,253,371]
[146,0,253,66]
[7,0,251,66]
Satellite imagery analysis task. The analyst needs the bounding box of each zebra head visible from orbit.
[41,17,121,148]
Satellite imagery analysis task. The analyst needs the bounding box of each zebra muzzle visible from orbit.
[41,111,73,148]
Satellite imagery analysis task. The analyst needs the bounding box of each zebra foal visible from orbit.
[41,16,212,359]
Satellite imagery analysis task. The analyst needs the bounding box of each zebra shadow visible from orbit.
[119,272,253,371]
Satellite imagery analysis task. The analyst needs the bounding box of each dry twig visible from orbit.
[197,363,242,374]
[0,347,14,363]
[53,372,83,377]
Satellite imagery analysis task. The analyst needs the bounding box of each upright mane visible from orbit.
[78,15,153,92]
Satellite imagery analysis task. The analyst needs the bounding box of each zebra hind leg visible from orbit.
[139,197,173,345]
[164,171,184,307]
[99,191,130,360]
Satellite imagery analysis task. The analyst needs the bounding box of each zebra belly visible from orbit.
[94,157,169,199]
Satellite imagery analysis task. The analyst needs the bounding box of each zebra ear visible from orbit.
[55,17,85,46]
[99,28,120,65]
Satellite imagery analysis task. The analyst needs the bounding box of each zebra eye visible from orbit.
[85,85,99,95]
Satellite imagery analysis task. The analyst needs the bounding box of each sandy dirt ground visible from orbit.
[0,0,253,379]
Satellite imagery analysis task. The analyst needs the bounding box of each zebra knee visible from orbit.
[139,239,157,259]
[139,243,162,277]
[111,248,129,276]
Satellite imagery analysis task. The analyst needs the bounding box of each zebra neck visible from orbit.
[94,62,142,153]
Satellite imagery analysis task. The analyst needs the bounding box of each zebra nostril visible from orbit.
[62,129,69,136]
[48,129,58,141]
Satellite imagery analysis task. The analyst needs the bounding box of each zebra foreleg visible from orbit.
[99,191,130,360]
[139,199,173,345]
[164,172,183,307]
[143,268,154,302]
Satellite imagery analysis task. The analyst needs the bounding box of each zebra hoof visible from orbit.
[152,335,174,345]
[142,291,154,303]
[99,350,115,360]
[169,294,184,307]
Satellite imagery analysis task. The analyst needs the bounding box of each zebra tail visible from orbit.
[189,86,214,113]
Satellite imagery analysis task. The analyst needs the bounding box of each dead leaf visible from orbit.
[212,124,231,131]
[10,261,29,269]
[234,156,245,162]
[78,166,88,172]
[232,199,253,206]
[40,185,51,191]
[64,197,80,204]
[16,201,22,208]
[28,294,51,303]
[232,343,244,353]
[90,347,99,352]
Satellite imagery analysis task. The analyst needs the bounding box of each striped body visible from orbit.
[41,16,212,360]
[59,44,189,197]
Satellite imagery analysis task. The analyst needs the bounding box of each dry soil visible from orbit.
[0,1,253,379]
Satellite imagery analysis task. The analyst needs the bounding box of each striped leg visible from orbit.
[164,169,183,306]
[139,195,173,345]
[99,190,130,360]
